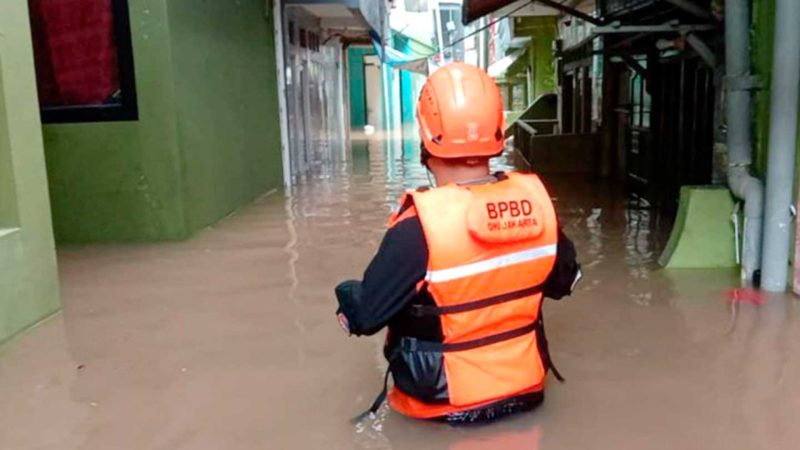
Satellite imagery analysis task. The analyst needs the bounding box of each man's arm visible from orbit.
[542,228,582,300]
[335,216,428,336]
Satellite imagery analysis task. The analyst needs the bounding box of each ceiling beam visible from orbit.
[532,0,604,26]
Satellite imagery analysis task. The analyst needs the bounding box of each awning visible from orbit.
[394,58,430,75]
[508,36,532,50]
[370,30,434,75]
[487,47,526,78]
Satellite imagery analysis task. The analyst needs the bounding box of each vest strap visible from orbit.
[535,312,565,382]
[352,347,400,423]
[400,322,537,353]
[411,284,543,317]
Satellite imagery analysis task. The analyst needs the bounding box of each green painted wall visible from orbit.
[42,0,186,242]
[166,0,283,232]
[752,0,775,178]
[752,0,800,182]
[41,0,282,242]
[752,0,800,269]
[510,16,558,100]
[348,47,374,128]
[0,1,60,343]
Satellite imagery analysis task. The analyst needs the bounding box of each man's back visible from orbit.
[337,173,581,423]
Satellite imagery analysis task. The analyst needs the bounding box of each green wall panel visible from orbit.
[659,187,737,269]
[510,16,557,100]
[0,1,60,343]
[40,0,283,242]
[42,0,186,242]
[752,0,775,178]
[166,0,283,232]
[0,65,19,229]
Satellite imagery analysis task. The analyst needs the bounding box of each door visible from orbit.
[649,57,714,212]
[621,56,715,212]
[625,65,653,205]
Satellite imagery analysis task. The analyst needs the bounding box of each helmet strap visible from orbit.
[420,143,436,188]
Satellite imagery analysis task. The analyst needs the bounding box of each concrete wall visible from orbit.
[166,0,283,232]
[42,0,283,242]
[43,0,185,242]
[0,1,60,343]
[512,16,558,99]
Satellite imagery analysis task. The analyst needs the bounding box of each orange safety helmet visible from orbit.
[417,62,505,159]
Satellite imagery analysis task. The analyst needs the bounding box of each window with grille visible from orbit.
[28,0,138,123]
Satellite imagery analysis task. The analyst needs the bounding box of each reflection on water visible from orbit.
[1,134,799,450]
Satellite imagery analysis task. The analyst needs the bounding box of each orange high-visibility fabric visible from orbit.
[387,172,558,418]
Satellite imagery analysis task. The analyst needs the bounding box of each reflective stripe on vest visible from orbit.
[425,244,558,283]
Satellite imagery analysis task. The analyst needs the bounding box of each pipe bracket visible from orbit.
[725,74,764,92]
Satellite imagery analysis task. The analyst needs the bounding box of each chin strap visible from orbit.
[426,170,436,188]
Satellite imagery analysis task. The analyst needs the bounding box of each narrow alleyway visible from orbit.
[2,135,799,450]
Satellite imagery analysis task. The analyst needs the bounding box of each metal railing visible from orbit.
[511,118,599,174]
[515,119,559,137]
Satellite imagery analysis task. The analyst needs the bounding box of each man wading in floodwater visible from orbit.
[335,62,581,425]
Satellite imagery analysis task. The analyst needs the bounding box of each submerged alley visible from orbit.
[2,137,800,449]
[4,0,800,449]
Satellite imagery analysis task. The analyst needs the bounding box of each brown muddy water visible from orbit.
[1,135,799,449]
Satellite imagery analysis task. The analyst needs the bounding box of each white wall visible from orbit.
[364,55,383,128]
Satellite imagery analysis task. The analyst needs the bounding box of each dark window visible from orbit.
[28,0,138,123]
[562,73,574,133]
[310,33,318,52]
[512,83,526,111]
[300,29,307,48]
[630,60,650,129]
[404,0,428,12]
[289,21,296,45]
[437,3,464,62]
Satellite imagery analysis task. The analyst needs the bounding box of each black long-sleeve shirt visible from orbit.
[336,215,580,336]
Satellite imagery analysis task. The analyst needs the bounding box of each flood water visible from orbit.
[2,134,799,449]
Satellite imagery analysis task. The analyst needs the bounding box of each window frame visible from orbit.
[35,0,139,124]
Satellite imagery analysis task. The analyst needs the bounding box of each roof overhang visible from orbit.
[487,47,526,78]
[286,0,388,45]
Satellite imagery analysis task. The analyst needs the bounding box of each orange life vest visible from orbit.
[383,172,559,419]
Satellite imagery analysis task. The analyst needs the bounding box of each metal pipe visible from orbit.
[594,22,716,34]
[685,33,717,68]
[271,0,292,187]
[724,0,764,281]
[761,0,800,291]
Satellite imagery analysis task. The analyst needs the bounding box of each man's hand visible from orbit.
[337,312,351,335]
